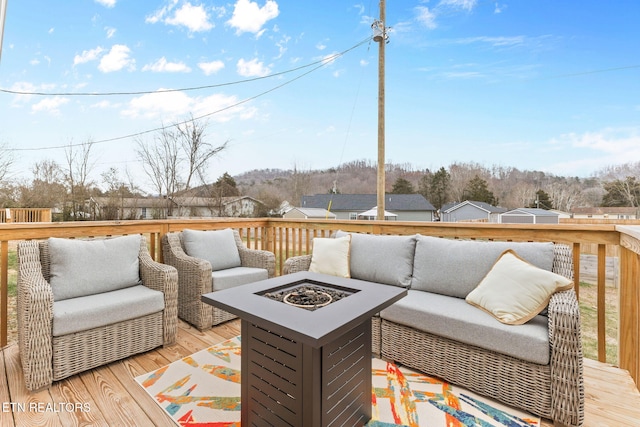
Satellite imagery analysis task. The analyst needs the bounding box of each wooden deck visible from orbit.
[1,319,639,427]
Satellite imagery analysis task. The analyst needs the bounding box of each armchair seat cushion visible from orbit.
[380,290,550,365]
[49,235,142,301]
[212,267,268,291]
[52,285,165,337]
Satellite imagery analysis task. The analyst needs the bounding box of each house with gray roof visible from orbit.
[440,200,507,223]
[300,194,436,221]
[500,208,559,224]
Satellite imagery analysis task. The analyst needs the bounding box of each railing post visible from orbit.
[619,239,640,388]
[1,240,7,347]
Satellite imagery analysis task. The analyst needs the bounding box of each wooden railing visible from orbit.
[0,208,52,223]
[0,218,638,389]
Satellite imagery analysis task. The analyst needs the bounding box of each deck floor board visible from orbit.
[2,319,639,426]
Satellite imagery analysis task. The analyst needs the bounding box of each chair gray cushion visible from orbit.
[212,267,268,291]
[52,285,165,336]
[336,231,417,288]
[410,236,555,298]
[182,228,241,271]
[49,235,142,301]
[380,290,550,365]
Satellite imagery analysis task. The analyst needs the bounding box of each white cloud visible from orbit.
[227,0,279,35]
[316,41,326,51]
[121,90,249,123]
[320,52,339,66]
[142,57,191,73]
[438,0,478,11]
[236,58,270,77]
[30,59,40,66]
[95,0,116,7]
[148,1,213,32]
[198,60,225,75]
[98,44,135,72]
[48,28,55,34]
[73,47,104,66]
[415,6,437,29]
[31,96,69,115]
[105,27,117,38]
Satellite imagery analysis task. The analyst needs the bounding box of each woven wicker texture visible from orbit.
[16,235,178,391]
[283,241,584,427]
[162,229,275,330]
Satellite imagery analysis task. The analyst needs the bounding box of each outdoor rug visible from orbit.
[135,336,540,427]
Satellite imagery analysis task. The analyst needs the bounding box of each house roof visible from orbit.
[502,208,559,216]
[300,194,435,211]
[442,200,507,214]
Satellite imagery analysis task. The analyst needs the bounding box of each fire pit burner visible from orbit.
[262,283,352,311]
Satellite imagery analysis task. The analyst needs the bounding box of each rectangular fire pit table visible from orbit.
[201,271,407,427]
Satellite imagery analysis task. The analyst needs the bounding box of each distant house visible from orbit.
[571,206,640,220]
[500,208,559,224]
[91,196,264,219]
[283,207,337,220]
[300,194,436,221]
[440,200,507,223]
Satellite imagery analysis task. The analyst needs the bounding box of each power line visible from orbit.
[0,37,372,97]
[5,37,372,152]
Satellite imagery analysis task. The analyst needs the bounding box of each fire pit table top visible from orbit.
[201,271,407,348]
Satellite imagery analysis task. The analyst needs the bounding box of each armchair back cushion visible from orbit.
[411,235,554,298]
[182,228,241,271]
[335,231,417,288]
[49,234,142,301]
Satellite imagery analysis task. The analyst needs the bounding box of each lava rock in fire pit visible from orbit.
[263,284,352,311]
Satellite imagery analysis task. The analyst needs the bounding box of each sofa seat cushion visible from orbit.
[380,290,550,365]
[212,267,268,292]
[411,236,555,298]
[52,285,165,337]
[49,235,142,301]
[183,228,241,271]
[335,231,417,288]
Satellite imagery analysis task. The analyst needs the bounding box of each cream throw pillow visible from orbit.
[308,235,351,278]
[466,249,573,325]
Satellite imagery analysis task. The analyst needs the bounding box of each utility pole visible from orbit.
[373,0,387,221]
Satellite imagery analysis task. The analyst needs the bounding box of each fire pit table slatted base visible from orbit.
[243,320,371,427]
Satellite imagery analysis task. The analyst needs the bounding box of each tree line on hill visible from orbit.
[1,115,640,219]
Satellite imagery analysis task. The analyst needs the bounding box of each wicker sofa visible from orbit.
[17,235,178,391]
[283,231,584,427]
[162,228,275,330]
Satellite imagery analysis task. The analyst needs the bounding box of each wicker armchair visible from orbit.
[17,235,178,391]
[162,229,275,330]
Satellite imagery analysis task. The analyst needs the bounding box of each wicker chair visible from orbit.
[162,229,275,330]
[17,235,178,391]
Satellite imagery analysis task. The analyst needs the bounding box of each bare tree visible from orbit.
[64,140,96,220]
[176,115,228,189]
[0,141,15,182]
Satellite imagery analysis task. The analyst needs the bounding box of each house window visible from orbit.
[141,208,147,218]
[349,212,358,220]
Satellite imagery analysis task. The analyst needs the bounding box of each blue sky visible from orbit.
[1,0,639,192]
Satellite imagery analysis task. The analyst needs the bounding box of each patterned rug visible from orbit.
[135,336,540,427]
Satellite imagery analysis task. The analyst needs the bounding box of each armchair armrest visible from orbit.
[547,288,584,427]
[139,238,178,345]
[237,246,276,277]
[16,240,54,391]
[283,254,312,274]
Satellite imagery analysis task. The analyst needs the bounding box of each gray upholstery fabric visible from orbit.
[182,228,241,271]
[336,231,417,288]
[410,236,555,298]
[212,267,268,291]
[380,290,550,365]
[52,285,165,337]
[49,235,141,301]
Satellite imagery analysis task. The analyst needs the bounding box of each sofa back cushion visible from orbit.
[182,228,241,271]
[49,235,142,301]
[335,231,417,287]
[411,235,554,298]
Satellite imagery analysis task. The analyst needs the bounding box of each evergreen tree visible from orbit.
[462,175,496,205]
[391,177,415,194]
[528,189,553,209]
[429,167,450,211]
[214,172,240,197]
